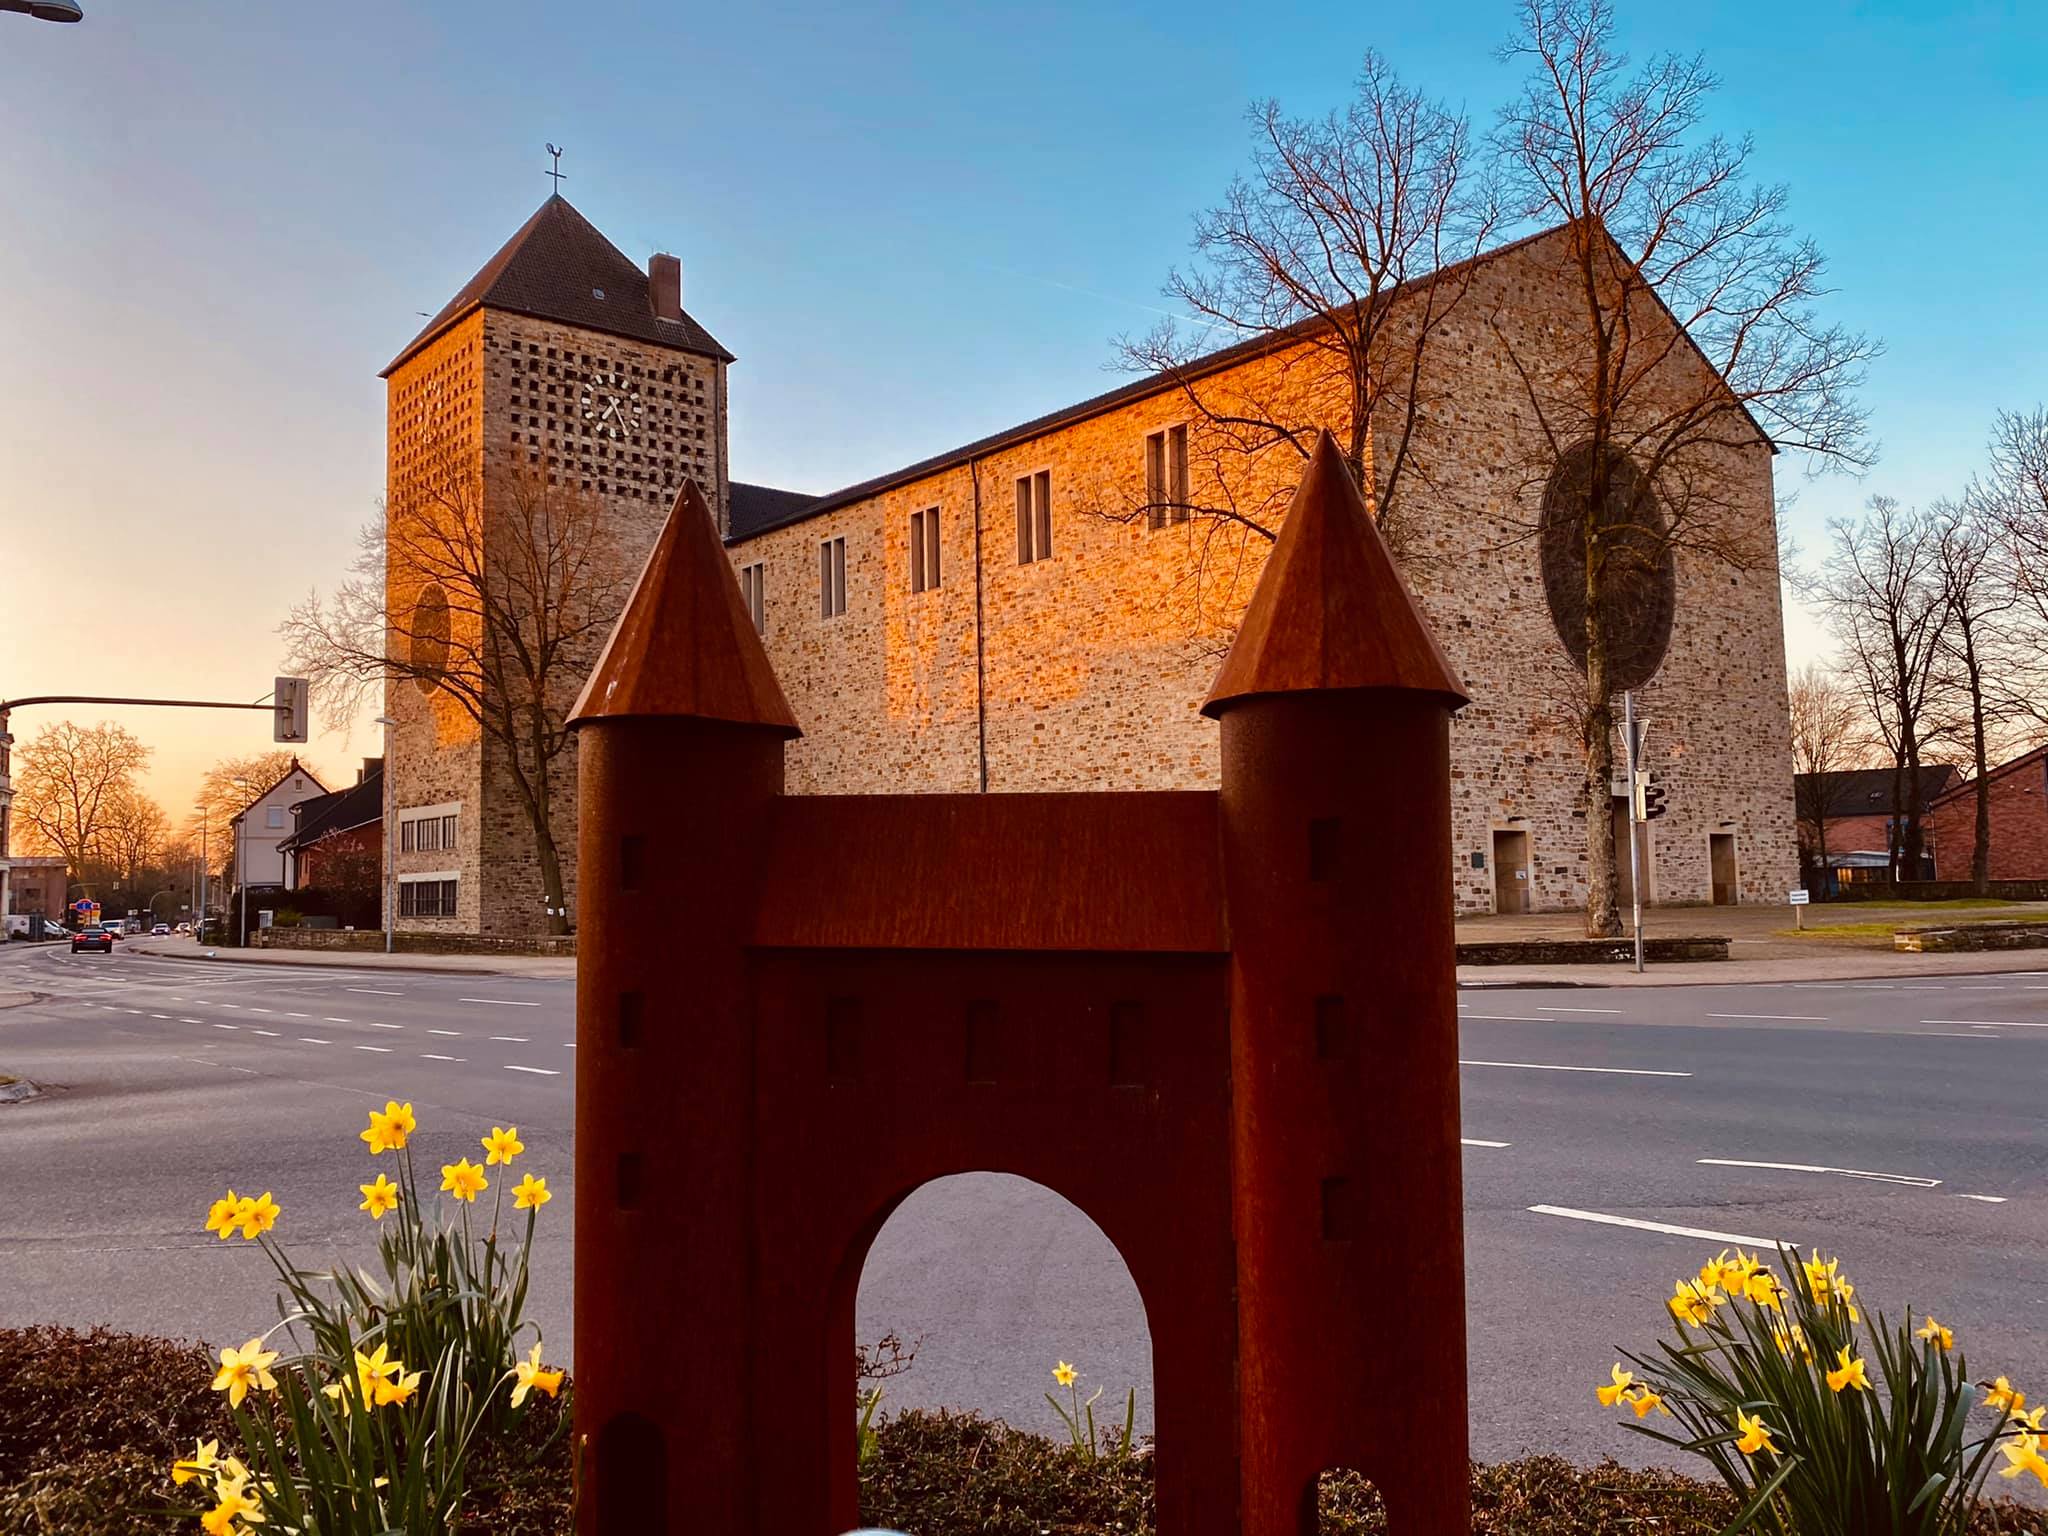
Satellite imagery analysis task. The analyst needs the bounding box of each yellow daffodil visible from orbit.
[211,1338,279,1409]
[2000,1432,2048,1488]
[481,1125,524,1166]
[509,1342,564,1408]
[171,1437,219,1485]
[204,1191,242,1241]
[1987,1377,2029,1415]
[1734,1408,1779,1456]
[198,1466,262,1535]
[1668,1279,1724,1328]
[1700,1248,1760,1292]
[1053,1360,1078,1388]
[1827,1346,1871,1394]
[1597,1364,1636,1407]
[1697,1250,1732,1291]
[235,1191,280,1241]
[1745,1269,1785,1311]
[373,1365,423,1407]
[511,1172,551,1210]
[1802,1252,1842,1301]
[440,1158,487,1203]
[360,1100,416,1154]
[358,1172,400,1220]
[1916,1316,1955,1352]
[323,1344,402,1407]
[1626,1388,1670,1419]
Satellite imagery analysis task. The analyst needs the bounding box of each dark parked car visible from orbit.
[71,925,115,955]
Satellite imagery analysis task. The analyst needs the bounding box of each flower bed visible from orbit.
[4,1327,2043,1535]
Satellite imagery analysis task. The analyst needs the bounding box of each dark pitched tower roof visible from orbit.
[1203,431,1469,716]
[569,479,802,734]
[382,195,732,377]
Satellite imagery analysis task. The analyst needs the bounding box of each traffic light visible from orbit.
[1642,775,1669,821]
[273,676,310,743]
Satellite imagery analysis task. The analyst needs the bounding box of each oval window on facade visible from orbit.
[1538,441,1678,694]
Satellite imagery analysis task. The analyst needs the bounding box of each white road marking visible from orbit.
[248,1029,281,1037]
[1706,1013,1830,1021]
[504,1064,559,1076]
[1922,1019,2040,1028]
[563,1042,576,1049]
[369,1022,404,1030]
[1534,1006,1625,1013]
[462,997,540,1007]
[298,1037,330,1045]
[1530,1205,1787,1247]
[1911,1032,2001,1039]
[489,1035,529,1043]
[123,1008,143,1015]
[1698,1157,1940,1188]
[1459,1013,1556,1021]
[323,1017,352,1024]
[179,1017,202,1024]
[150,1013,171,1020]
[1461,1138,1511,1148]
[420,1053,464,1062]
[1959,1194,2008,1203]
[1460,1059,1692,1078]
[245,1007,272,1014]
[427,1029,462,1037]
[212,1023,238,1031]
[221,1003,240,1009]
[285,1012,310,1019]
[348,988,404,996]
[353,1044,393,1054]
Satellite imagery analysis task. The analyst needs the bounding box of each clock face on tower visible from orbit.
[579,370,643,441]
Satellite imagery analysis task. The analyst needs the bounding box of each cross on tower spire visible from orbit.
[545,143,567,193]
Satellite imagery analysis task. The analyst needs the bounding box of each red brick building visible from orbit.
[1928,745,2048,881]
[279,761,383,901]
[1794,765,1958,891]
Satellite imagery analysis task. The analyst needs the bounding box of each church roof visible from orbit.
[569,479,801,734]
[1202,432,1467,715]
[382,195,733,377]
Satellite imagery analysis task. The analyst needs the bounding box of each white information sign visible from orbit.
[1788,889,1811,906]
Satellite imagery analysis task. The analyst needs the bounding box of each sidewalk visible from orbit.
[123,936,575,979]
[1454,898,2048,988]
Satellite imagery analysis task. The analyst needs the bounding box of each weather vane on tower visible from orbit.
[545,143,567,193]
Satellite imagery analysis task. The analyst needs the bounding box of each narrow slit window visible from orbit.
[740,561,766,633]
[1145,425,1191,529]
[1016,471,1052,563]
[819,537,847,618]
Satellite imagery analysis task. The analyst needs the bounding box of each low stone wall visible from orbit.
[1456,936,1729,966]
[252,928,577,959]
[1835,879,2048,903]
[1893,922,2048,954]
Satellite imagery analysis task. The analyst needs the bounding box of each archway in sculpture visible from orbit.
[850,1172,1156,1447]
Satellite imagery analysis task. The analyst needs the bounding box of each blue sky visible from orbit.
[2,0,2042,807]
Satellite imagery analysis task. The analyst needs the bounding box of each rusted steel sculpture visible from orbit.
[568,432,1471,1535]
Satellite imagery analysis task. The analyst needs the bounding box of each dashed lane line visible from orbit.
[1698,1157,1940,1188]
[504,1064,560,1076]
[1705,1013,1830,1021]
[1959,1194,2009,1204]
[1460,1059,1692,1078]
[369,1022,404,1030]
[353,1045,393,1054]
[1461,1138,1511,1148]
[1459,1013,1556,1021]
[1922,1019,2043,1027]
[323,1017,352,1024]
[212,1023,238,1031]
[489,1036,529,1043]
[1529,1205,1789,1248]
[248,1029,281,1038]
[298,1038,330,1045]
[420,1053,465,1063]
[428,1029,462,1037]
[462,998,540,1007]
[1533,1006,1625,1014]
[348,988,404,996]
[179,1018,202,1024]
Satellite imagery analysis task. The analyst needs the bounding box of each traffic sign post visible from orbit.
[1790,887,1810,930]
[1623,691,1645,974]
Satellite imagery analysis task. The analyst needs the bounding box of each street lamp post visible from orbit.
[194,805,209,939]
[232,777,251,947]
[373,716,397,954]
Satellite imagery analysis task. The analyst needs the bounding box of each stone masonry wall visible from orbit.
[729,228,1800,913]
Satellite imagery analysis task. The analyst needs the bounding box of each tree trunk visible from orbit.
[1964,635,1992,895]
[523,711,571,938]
[1814,811,1830,900]
[1582,637,1620,939]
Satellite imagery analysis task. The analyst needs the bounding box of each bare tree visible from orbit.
[8,721,151,887]
[1786,662,1865,893]
[1811,499,1950,883]
[1976,406,2048,738]
[282,463,630,936]
[1110,49,1496,628]
[1928,497,2019,892]
[1492,0,1877,936]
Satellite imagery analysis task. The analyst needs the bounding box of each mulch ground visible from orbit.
[2,1326,2041,1533]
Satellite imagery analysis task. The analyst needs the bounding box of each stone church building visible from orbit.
[379,194,1797,937]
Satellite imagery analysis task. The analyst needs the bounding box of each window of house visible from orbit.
[740,562,767,633]
[909,507,942,593]
[398,877,460,919]
[819,536,847,619]
[1015,470,1052,563]
[1145,424,1190,529]
[266,806,286,829]
[441,813,457,849]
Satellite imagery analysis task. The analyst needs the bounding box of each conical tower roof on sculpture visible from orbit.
[1202,431,1468,716]
[569,479,803,735]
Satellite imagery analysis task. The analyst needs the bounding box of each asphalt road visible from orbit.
[3,941,2044,1484]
